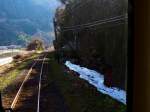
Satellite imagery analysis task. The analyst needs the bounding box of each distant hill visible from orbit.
[0,0,61,46]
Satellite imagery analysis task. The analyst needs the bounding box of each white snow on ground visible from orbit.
[0,49,20,55]
[65,61,126,105]
[0,57,13,66]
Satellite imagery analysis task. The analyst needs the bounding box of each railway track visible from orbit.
[2,52,68,112]
[3,53,47,112]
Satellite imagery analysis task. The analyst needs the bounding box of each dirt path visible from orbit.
[39,57,68,112]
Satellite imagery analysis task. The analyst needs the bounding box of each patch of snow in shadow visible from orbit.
[65,61,126,105]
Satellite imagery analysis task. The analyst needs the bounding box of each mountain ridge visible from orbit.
[0,0,61,46]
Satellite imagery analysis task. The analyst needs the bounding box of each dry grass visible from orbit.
[0,53,39,91]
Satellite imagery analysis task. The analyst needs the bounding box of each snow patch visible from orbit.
[65,61,126,105]
[0,57,13,66]
[0,49,20,55]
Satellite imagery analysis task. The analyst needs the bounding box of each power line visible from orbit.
[62,15,127,29]
[59,15,127,32]
[62,21,125,32]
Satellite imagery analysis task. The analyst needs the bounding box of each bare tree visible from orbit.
[27,39,44,51]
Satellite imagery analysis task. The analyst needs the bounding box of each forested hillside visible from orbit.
[0,0,61,46]
[54,0,128,90]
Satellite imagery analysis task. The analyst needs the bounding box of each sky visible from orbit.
[32,0,62,10]
[32,0,62,27]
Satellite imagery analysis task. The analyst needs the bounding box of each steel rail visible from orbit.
[10,55,41,109]
[37,55,47,112]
